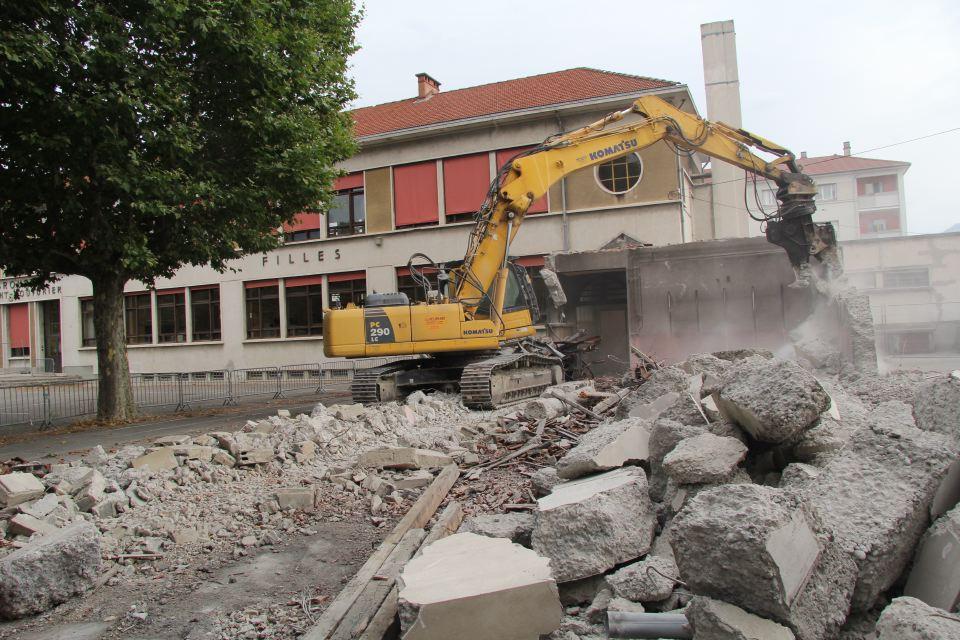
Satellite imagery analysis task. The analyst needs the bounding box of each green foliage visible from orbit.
[0,0,359,287]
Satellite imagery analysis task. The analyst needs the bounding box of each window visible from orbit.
[394,162,440,228]
[157,292,186,343]
[759,189,777,207]
[870,219,887,233]
[328,188,365,237]
[191,287,221,341]
[284,228,322,243]
[245,284,281,339]
[398,272,440,303]
[286,283,324,336]
[124,293,153,344]
[329,277,366,308]
[80,299,96,347]
[858,175,897,196]
[816,183,837,201]
[883,269,930,289]
[885,331,932,355]
[595,153,643,194]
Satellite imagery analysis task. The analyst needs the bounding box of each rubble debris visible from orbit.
[662,433,747,485]
[531,467,656,583]
[359,447,454,470]
[556,417,651,480]
[397,533,562,640]
[616,366,704,425]
[606,554,680,603]
[525,398,567,421]
[904,503,960,610]
[913,373,960,440]
[0,471,45,507]
[713,358,830,444]
[803,419,957,611]
[686,596,795,640]
[0,522,101,619]
[531,467,561,497]
[275,487,316,512]
[874,596,960,640]
[131,448,179,472]
[460,512,534,547]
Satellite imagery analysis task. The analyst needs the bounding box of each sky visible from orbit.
[347,0,960,235]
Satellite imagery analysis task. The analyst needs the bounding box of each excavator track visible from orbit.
[460,352,562,410]
[350,361,413,404]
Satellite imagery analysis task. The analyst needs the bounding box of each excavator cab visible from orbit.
[475,261,542,325]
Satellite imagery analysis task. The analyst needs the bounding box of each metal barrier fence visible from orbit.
[0,357,417,429]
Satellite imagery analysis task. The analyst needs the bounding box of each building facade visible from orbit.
[0,68,703,375]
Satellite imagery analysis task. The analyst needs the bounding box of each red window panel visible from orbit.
[245,279,278,289]
[443,154,490,215]
[156,287,185,295]
[328,271,365,283]
[8,303,29,348]
[513,255,545,267]
[396,266,439,277]
[859,210,901,234]
[393,162,439,227]
[283,212,321,233]
[335,173,364,191]
[285,275,325,287]
[496,147,547,213]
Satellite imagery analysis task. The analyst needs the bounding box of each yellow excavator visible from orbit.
[323,94,839,408]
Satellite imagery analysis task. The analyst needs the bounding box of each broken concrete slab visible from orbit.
[713,358,830,444]
[332,403,366,421]
[460,512,534,547]
[0,473,45,508]
[171,445,214,461]
[648,419,705,501]
[153,434,192,446]
[394,469,435,490]
[686,596,795,640]
[779,463,821,491]
[875,597,960,640]
[616,366,706,426]
[9,513,57,537]
[73,470,105,512]
[275,488,316,512]
[131,448,179,472]
[531,467,656,583]
[662,433,747,485]
[803,422,957,611]
[18,493,59,520]
[525,397,566,422]
[556,418,651,480]
[606,554,680,603]
[358,447,453,470]
[0,522,101,619]
[235,447,274,465]
[904,503,960,611]
[913,374,960,441]
[398,532,562,639]
[530,467,561,497]
[672,484,821,625]
[211,449,236,467]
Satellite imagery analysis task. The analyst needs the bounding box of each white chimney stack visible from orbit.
[843,141,851,156]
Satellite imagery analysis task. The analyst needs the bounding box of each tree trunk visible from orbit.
[91,272,137,422]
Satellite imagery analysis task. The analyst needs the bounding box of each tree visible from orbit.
[0,1,359,421]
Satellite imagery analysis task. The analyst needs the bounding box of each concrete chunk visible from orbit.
[0,473,45,507]
[904,503,960,610]
[607,554,680,603]
[460,512,534,547]
[524,398,566,421]
[359,447,453,470]
[235,447,274,465]
[662,433,747,485]
[211,449,236,467]
[875,597,960,640]
[9,513,57,537]
[19,493,59,519]
[803,422,957,611]
[398,532,562,640]
[532,467,656,583]
[556,418,651,480]
[275,487,316,512]
[714,359,829,443]
[913,374,960,441]
[686,596,795,640]
[0,522,101,619]
[131,448,179,472]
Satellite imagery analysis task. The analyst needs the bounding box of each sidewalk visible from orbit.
[0,388,350,463]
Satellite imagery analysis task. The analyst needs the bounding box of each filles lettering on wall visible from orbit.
[261,248,341,267]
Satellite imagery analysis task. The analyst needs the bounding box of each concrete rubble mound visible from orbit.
[875,596,960,640]
[531,467,656,583]
[555,417,650,480]
[912,371,960,440]
[398,532,562,640]
[662,432,747,485]
[0,522,101,619]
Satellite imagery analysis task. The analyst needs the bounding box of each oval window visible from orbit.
[595,153,643,194]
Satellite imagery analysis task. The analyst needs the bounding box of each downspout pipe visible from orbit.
[555,112,570,252]
[606,612,693,639]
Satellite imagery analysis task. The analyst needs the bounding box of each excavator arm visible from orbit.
[453,94,838,321]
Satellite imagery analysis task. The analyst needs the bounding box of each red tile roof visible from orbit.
[797,154,910,176]
[350,68,678,138]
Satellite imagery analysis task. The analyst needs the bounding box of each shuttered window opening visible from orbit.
[328,187,365,237]
[286,281,324,337]
[245,283,281,339]
[7,303,29,357]
[496,147,548,214]
[443,153,490,222]
[328,272,366,308]
[80,299,96,347]
[125,293,153,345]
[157,291,187,343]
[191,286,221,342]
[394,162,439,227]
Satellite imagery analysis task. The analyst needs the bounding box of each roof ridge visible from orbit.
[349,67,678,113]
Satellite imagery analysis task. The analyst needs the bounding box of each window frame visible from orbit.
[327,187,365,237]
[594,152,643,195]
[156,291,187,344]
[80,298,96,347]
[816,183,837,201]
[284,228,323,243]
[124,293,153,345]
[397,271,440,304]
[245,284,281,339]
[882,268,930,289]
[285,283,324,337]
[328,277,366,309]
[190,286,221,342]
